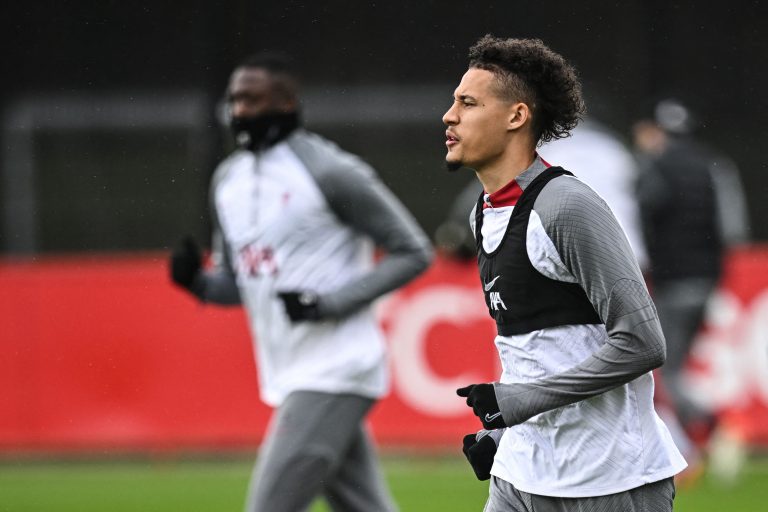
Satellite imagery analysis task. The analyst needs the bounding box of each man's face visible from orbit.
[632,120,668,156]
[227,67,291,118]
[442,68,514,171]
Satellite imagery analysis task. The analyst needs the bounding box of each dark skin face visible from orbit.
[227,67,296,118]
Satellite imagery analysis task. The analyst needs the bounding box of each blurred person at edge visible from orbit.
[445,35,685,511]
[169,53,432,512]
[632,99,750,452]
[435,117,649,273]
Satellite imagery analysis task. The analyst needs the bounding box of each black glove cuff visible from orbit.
[170,237,202,290]
[279,291,323,322]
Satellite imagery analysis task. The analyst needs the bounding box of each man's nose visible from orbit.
[442,104,457,125]
[231,101,246,118]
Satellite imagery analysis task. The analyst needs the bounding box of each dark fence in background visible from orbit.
[1,1,766,253]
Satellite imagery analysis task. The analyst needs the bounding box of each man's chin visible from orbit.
[445,159,464,173]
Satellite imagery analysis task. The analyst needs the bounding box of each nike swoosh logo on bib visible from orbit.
[484,275,501,292]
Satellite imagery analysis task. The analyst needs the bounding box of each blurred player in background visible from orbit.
[633,98,750,472]
[170,53,432,512]
[539,118,648,270]
[443,35,686,510]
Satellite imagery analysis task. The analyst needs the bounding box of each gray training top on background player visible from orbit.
[199,128,432,405]
[170,53,431,512]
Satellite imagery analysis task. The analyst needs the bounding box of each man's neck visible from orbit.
[475,149,537,194]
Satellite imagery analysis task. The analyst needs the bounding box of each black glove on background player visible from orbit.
[462,431,499,480]
[278,291,323,322]
[457,384,506,429]
[170,236,202,290]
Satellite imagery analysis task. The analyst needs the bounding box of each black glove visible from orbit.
[457,384,506,429]
[170,236,201,290]
[278,291,323,322]
[462,432,498,480]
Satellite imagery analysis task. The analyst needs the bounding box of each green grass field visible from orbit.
[1,454,765,511]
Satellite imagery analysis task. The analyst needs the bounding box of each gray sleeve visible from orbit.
[314,160,434,317]
[709,157,751,245]
[192,160,242,306]
[469,203,478,239]
[494,177,666,426]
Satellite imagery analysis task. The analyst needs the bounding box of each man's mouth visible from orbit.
[446,131,459,147]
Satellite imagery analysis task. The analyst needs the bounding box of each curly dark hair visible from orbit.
[468,35,585,144]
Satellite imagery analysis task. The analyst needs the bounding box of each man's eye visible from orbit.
[230,94,260,104]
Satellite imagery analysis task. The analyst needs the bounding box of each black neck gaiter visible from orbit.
[230,111,300,151]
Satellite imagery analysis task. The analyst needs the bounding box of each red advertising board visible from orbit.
[0,248,767,451]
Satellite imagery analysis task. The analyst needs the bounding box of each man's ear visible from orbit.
[507,102,531,131]
[276,96,299,113]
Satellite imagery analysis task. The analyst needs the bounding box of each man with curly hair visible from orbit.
[445,36,686,510]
